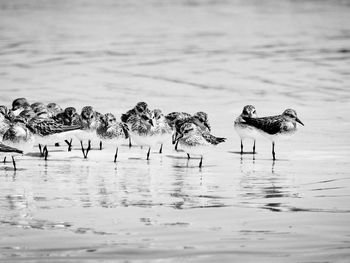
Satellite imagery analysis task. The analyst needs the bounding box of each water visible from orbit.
[1,0,350,262]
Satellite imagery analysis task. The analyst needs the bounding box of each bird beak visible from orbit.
[149,119,154,126]
[296,117,304,126]
[204,122,210,130]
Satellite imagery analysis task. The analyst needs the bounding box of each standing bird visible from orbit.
[121,102,151,148]
[54,107,81,151]
[234,105,259,154]
[166,111,211,151]
[174,120,226,168]
[242,109,304,160]
[75,106,102,158]
[96,113,129,162]
[122,102,154,160]
[0,142,23,171]
[3,110,82,159]
[150,109,172,153]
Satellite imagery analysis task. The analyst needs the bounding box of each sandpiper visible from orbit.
[96,113,129,162]
[150,109,172,153]
[234,105,259,154]
[54,107,81,151]
[166,111,211,151]
[121,102,151,148]
[3,110,82,159]
[122,103,154,160]
[75,106,103,158]
[242,109,304,160]
[174,119,226,168]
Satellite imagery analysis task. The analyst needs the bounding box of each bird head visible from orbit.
[241,105,257,118]
[101,113,117,128]
[193,111,211,131]
[12,98,30,116]
[282,109,304,126]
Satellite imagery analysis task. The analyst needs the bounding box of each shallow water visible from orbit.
[1,0,350,262]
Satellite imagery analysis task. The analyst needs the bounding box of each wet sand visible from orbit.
[1,0,350,262]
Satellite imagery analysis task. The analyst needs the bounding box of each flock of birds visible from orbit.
[0,98,304,170]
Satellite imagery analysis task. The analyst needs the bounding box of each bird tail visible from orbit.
[0,142,23,154]
[214,137,226,144]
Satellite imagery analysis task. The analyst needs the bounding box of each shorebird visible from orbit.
[122,103,154,160]
[0,142,23,171]
[242,109,304,160]
[11,98,31,116]
[234,105,259,154]
[166,111,211,151]
[121,102,152,148]
[150,109,172,153]
[3,110,82,159]
[54,107,81,151]
[75,106,103,158]
[174,119,226,168]
[96,113,129,162]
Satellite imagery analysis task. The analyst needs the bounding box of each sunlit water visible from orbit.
[1,0,350,262]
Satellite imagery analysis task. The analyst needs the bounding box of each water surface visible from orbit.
[0,0,350,262]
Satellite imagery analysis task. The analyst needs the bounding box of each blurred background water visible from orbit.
[0,0,350,262]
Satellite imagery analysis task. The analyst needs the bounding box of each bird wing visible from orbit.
[242,116,282,135]
[0,142,23,153]
[121,109,135,123]
[28,118,82,136]
[202,132,226,145]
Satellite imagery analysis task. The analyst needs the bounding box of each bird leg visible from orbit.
[128,137,132,148]
[199,156,203,168]
[38,144,43,157]
[114,147,118,163]
[159,144,163,154]
[80,140,86,158]
[147,147,151,160]
[187,153,190,160]
[175,140,179,151]
[253,140,256,154]
[3,157,6,163]
[43,146,48,161]
[65,139,72,152]
[85,140,91,158]
[99,141,102,150]
[240,140,243,155]
[12,156,16,171]
[272,142,276,161]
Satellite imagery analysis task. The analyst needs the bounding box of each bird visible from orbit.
[122,102,154,160]
[150,109,172,153]
[75,106,103,158]
[166,111,211,151]
[96,113,129,162]
[174,119,226,168]
[234,105,259,154]
[3,110,82,159]
[121,101,152,148]
[11,98,31,116]
[54,107,81,151]
[242,109,304,160]
[0,142,23,171]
